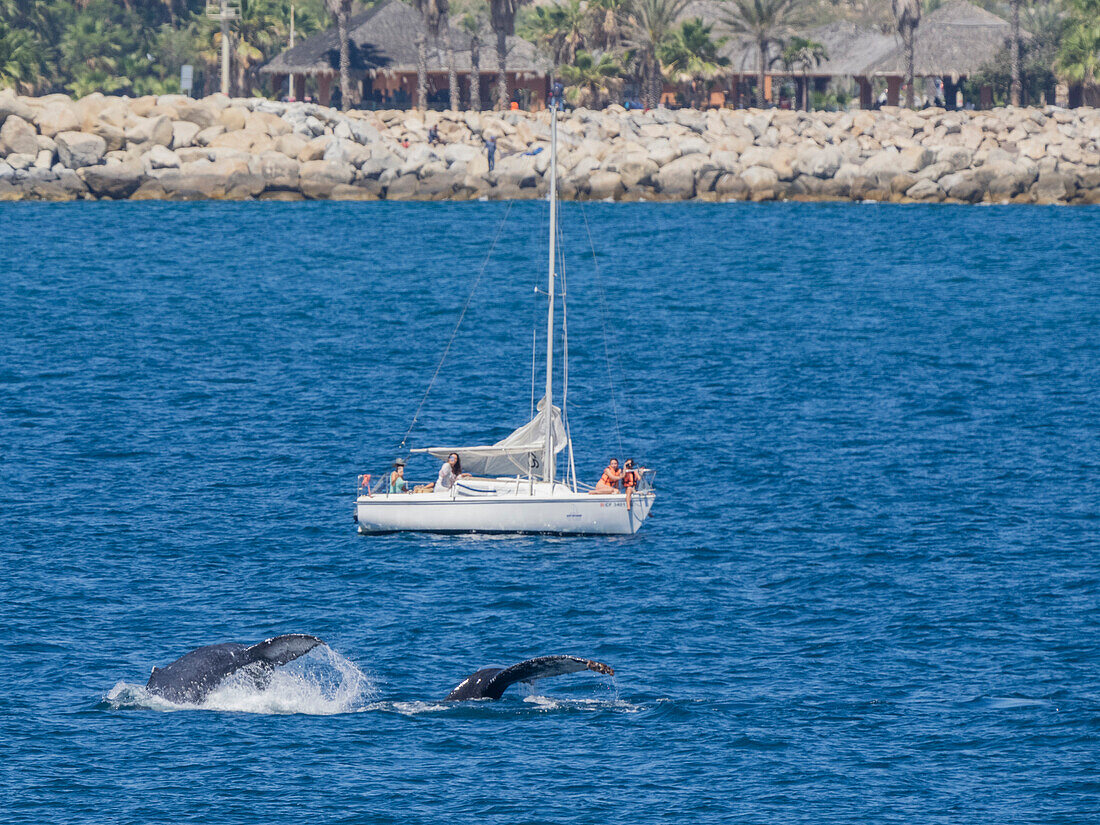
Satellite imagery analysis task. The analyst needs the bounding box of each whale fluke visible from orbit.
[145,634,325,704]
[246,634,324,667]
[444,655,614,701]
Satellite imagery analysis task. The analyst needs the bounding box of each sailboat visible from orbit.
[354,96,655,536]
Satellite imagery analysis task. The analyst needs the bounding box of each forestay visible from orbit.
[412,397,567,477]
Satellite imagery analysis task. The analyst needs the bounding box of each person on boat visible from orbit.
[389,459,409,494]
[590,459,623,494]
[621,458,638,509]
[436,453,471,491]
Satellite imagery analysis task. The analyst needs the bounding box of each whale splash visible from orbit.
[104,646,374,715]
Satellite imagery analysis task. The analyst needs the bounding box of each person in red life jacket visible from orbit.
[590,458,623,494]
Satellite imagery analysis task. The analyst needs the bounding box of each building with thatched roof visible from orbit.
[261,0,551,109]
[671,0,1016,109]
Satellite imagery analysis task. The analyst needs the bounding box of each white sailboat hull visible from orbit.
[356,481,654,535]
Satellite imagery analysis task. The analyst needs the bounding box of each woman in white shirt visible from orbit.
[436,453,470,490]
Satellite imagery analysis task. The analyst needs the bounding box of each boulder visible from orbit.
[246,110,292,137]
[34,102,81,138]
[587,170,624,200]
[905,178,942,201]
[714,173,749,200]
[171,120,201,149]
[6,152,34,170]
[274,133,308,159]
[194,125,226,146]
[91,119,126,152]
[740,165,779,198]
[937,146,974,172]
[209,129,270,153]
[299,135,332,162]
[299,159,355,199]
[939,171,983,202]
[158,157,264,200]
[385,172,421,200]
[0,90,34,126]
[0,115,39,156]
[443,142,479,165]
[145,144,180,170]
[174,102,218,130]
[79,160,145,199]
[418,168,460,199]
[796,145,842,179]
[258,151,299,190]
[656,155,702,198]
[55,131,106,169]
[126,115,173,148]
[1034,171,1074,202]
[218,106,248,131]
[616,155,658,188]
[898,145,934,173]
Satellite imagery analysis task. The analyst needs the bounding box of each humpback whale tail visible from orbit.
[146,634,325,703]
[445,655,614,701]
[246,634,325,667]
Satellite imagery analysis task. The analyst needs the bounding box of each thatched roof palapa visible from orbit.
[863,0,1020,80]
[262,0,549,77]
[674,0,1016,81]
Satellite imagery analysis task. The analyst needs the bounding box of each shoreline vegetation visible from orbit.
[1,91,1099,204]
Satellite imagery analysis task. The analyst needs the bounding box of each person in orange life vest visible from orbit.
[590,458,623,494]
[621,458,639,509]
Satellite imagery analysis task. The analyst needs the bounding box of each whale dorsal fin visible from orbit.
[481,656,614,700]
[246,634,324,667]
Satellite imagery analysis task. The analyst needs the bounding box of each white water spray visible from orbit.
[104,645,375,715]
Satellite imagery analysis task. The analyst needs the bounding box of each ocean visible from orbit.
[2,201,1098,824]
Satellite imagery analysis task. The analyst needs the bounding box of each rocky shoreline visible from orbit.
[2,90,1099,204]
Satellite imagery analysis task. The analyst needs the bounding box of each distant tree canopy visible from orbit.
[0,0,330,96]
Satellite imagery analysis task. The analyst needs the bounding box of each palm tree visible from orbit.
[412,0,447,110]
[891,0,920,107]
[0,21,44,92]
[1009,0,1023,106]
[324,0,352,109]
[456,0,489,110]
[589,0,624,51]
[489,0,529,109]
[436,0,460,110]
[622,0,692,108]
[658,18,728,108]
[780,35,825,110]
[521,0,587,68]
[721,0,800,108]
[1055,0,1100,91]
[560,49,624,107]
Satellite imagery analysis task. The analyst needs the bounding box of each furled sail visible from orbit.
[414,397,567,477]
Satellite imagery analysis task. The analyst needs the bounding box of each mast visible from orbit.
[543,95,558,485]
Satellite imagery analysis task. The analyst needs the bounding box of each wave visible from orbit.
[103,646,375,715]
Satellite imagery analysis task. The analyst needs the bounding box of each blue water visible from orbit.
[2,201,1098,824]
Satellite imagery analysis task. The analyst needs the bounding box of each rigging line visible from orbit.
[397,199,516,451]
[558,207,577,490]
[577,201,624,459]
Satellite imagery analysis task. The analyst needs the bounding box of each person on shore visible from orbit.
[485,135,497,172]
[428,125,440,145]
[389,459,408,494]
[437,453,471,491]
[590,458,623,494]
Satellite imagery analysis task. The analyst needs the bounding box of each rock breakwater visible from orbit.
[2,89,1099,204]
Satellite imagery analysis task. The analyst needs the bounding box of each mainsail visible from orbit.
[414,397,567,478]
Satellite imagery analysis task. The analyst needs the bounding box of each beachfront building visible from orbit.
[862,0,1020,107]
[261,0,551,109]
[666,0,1017,110]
